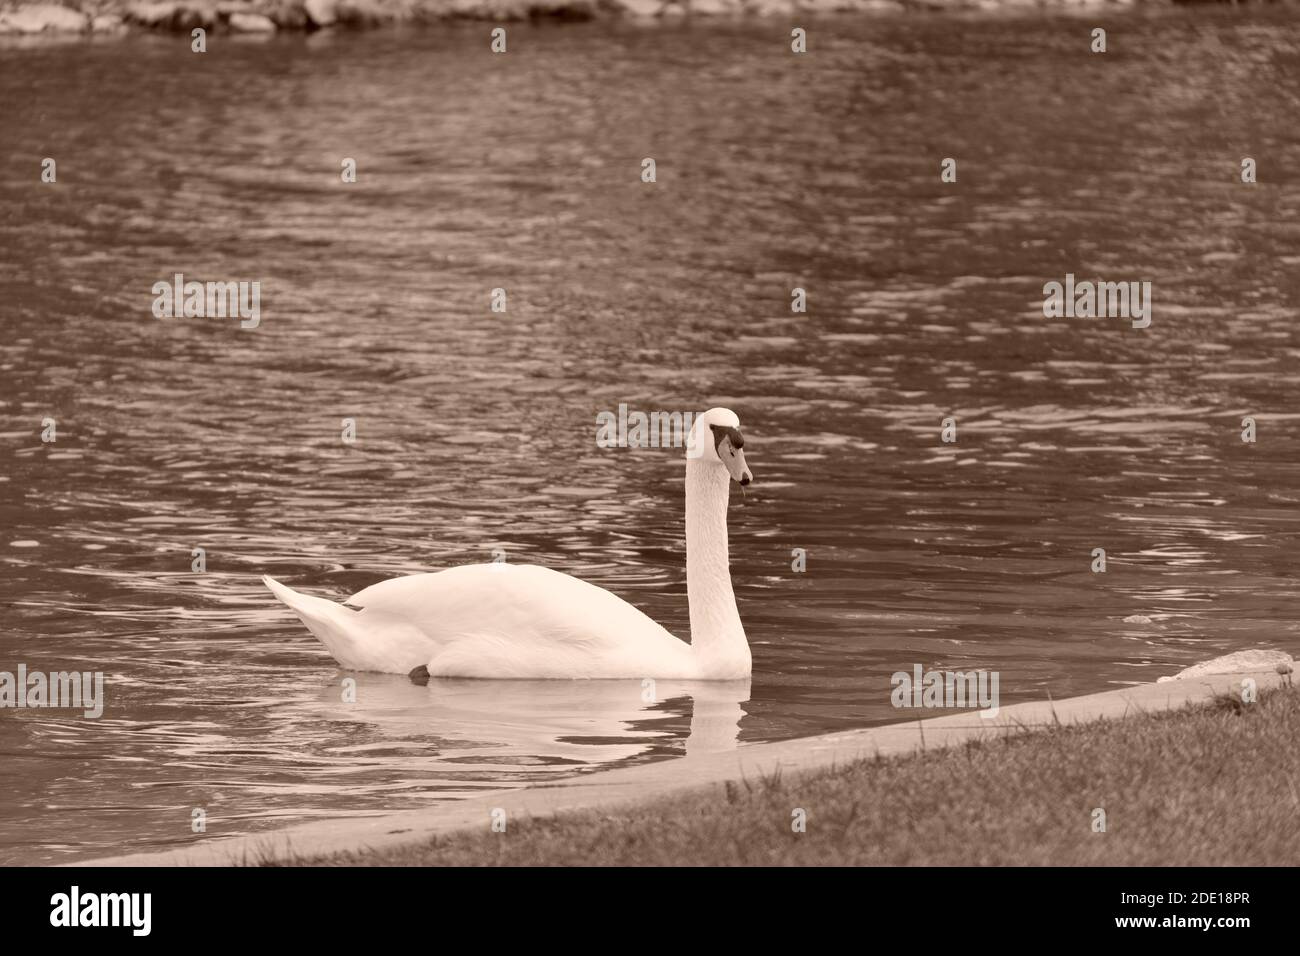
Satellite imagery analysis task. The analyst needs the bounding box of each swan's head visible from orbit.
[687,407,752,486]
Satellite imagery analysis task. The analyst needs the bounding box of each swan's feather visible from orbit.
[262,575,439,673]
[266,565,700,679]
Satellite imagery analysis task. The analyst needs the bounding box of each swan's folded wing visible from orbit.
[348,564,694,679]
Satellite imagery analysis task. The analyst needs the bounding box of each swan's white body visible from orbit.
[264,408,754,681]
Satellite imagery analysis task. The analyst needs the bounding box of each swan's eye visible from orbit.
[709,423,744,455]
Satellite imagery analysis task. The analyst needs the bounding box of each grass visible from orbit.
[290,686,1300,866]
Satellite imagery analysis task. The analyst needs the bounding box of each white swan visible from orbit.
[263,407,755,680]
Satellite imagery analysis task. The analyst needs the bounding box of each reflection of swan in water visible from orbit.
[303,675,751,776]
[263,408,755,680]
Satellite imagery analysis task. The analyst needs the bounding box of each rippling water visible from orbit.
[2,10,1300,864]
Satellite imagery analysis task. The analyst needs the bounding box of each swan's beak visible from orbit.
[708,423,752,486]
[722,440,752,487]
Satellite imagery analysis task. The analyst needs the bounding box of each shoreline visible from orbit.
[0,0,1199,38]
[74,660,1294,866]
[319,681,1300,866]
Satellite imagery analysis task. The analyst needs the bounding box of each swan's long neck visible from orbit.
[685,461,750,678]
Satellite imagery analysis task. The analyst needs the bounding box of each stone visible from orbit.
[1161,649,1295,682]
[304,0,338,25]
[793,0,857,10]
[229,10,276,29]
[139,3,216,30]
[336,0,391,24]
[179,3,220,28]
[446,0,530,19]
[532,0,599,18]
[0,4,90,33]
[747,0,795,15]
[127,1,180,26]
[613,0,663,14]
[689,0,737,14]
[91,12,128,31]
[267,1,309,28]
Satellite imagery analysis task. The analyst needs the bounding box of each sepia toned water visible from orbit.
[3,10,1300,864]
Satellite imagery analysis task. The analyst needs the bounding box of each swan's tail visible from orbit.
[262,575,360,666]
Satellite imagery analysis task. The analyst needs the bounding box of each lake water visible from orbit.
[2,9,1299,864]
